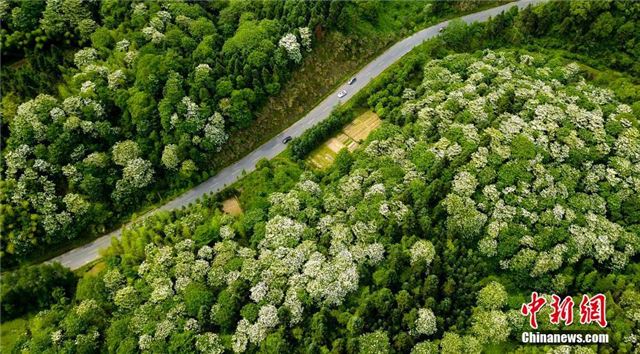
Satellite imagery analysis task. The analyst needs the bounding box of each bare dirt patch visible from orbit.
[222,196,243,216]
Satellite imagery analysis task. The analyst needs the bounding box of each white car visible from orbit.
[337,90,347,98]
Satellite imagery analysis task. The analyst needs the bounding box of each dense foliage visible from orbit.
[1,0,348,264]
[487,0,640,76]
[1,0,491,266]
[4,1,640,353]
[0,0,99,101]
[0,263,77,321]
[11,47,640,353]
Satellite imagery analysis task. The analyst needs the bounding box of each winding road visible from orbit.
[48,0,543,270]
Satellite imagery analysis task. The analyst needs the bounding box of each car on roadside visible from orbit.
[338,90,347,98]
[282,136,292,144]
[439,26,445,33]
[348,77,356,85]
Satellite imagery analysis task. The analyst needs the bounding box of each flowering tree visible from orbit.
[410,240,435,267]
[62,193,89,215]
[161,144,180,170]
[358,331,390,354]
[278,33,302,63]
[74,47,97,69]
[477,281,507,310]
[112,158,154,201]
[195,332,224,354]
[471,310,510,344]
[122,158,154,189]
[200,113,228,152]
[411,341,438,354]
[299,27,312,51]
[414,308,437,336]
[112,140,141,166]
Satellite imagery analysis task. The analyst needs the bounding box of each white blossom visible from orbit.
[261,215,305,250]
[452,171,478,197]
[201,113,228,152]
[471,310,510,344]
[154,320,175,340]
[125,50,138,66]
[414,308,437,336]
[197,246,214,260]
[51,330,63,345]
[108,69,126,90]
[477,281,507,310]
[142,26,165,43]
[115,39,130,51]
[139,334,153,351]
[298,27,312,51]
[112,140,140,166]
[122,158,154,189]
[195,333,224,354]
[74,48,97,69]
[63,193,89,215]
[410,240,435,267]
[184,318,200,332]
[161,144,180,170]
[279,33,302,63]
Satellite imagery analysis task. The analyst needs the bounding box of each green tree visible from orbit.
[1,263,77,320]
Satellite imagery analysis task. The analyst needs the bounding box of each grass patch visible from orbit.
[1,317,28,352]
[85,261,107,277]
[308,144,340,169]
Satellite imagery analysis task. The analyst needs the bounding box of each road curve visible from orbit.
[48,0,543,270]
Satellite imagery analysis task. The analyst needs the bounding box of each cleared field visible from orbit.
[222,196,243,216]
[343,111,382,142]
[308,144,339,169]
[307,111,381,169]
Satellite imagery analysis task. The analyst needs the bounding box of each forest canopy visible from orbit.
[2,1,640,353]
[12,46,640,354]
[1,0,493,266]
[1,0,371,265]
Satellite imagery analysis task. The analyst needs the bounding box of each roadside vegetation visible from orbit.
[0,262,77,321]
[1,0,503,267]
[3,1,639,353]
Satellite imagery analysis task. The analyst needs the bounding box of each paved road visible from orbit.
[48,0,543,270]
